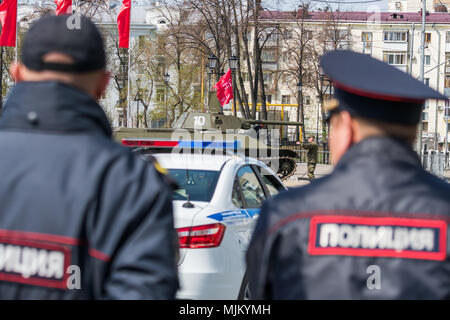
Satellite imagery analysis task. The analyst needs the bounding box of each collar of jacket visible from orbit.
[335,136,421,170]
[0,81,112,138]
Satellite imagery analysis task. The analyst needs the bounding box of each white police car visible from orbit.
[150,152,287,300]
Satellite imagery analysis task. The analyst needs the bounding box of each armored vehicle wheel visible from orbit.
[277,157,297,181]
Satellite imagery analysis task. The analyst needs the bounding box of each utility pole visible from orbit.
[432,24,441,150]
[409,23,415,75]
[417,0,426,157]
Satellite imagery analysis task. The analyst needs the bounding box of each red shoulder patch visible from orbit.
[0,231,72,289]
[307,215,447,261]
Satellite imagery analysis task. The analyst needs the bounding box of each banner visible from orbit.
[55,0,72,16]
[214,69,233,107]
[117,0,131,49]
[0,0,17,47]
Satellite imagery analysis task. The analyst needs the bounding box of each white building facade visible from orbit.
[247,10,450,150]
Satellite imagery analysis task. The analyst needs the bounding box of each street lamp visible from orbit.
[297,81,303,94]
[229,55,238,116]
[229,55,238,71]
[318,71,333,151]
[164,72,170,84]
[316,94,321,143]
[164,72,170,128]
[296,81,303,142]
[208,54,218,71]
[135,78,142,128]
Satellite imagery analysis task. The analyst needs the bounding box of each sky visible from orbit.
[263,0,389,12]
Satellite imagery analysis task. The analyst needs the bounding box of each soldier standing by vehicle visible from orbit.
[246,50,450,299]
[0,15,178,299]
[301,136,318,181]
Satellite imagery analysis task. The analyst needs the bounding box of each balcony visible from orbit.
[382,42,408,51]
[262,62,278,71]
[393,65,408,73]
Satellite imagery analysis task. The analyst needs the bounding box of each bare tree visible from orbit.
[308,7,352,144]
[277,3,315,142]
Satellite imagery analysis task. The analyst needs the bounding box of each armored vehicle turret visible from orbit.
[115,112,302,180]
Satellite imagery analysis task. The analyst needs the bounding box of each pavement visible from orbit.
[284,163,450,188]
[284,163,333,188]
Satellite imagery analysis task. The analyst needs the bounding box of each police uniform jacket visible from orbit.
[0,81,178,299]
[246,136,450,299]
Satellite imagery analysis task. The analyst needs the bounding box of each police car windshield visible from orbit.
[168,169,220,202]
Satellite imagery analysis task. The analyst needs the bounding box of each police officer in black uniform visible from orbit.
[0,15,178,299]
[246,50,450,299]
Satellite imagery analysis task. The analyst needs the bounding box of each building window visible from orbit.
[445,75,450,88]
[281,95,290,104]
[446,31,450,43]
[304,95,311,105]
[422,122,428,131]
[138,35,146,49]
[283,29,293,40]
[118,114,125,127]
[282,51,291,62]
[383,51,407,65]
[266,95,272,103]
[422,112,429,121]
[361,32,372,42]
[425,33,431,44]
[425,78,430,86]
[425,55,431,66]
[261,50,276,62]
[155,88,166,102]
[263,72,273,83]
[383,31,407,42]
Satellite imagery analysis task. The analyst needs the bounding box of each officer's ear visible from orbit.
[9,62,24,83]
[94,70,110,101]
[329,111,354,165]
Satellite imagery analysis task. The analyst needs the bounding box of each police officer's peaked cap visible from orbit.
[320,50,447,125]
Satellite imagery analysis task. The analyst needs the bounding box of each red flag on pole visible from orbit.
[214,69,234,107]
[117,0,131,49]
[0,0,17,47]
[55,0,72,16]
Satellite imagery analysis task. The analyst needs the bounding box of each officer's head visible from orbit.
[308,136,314,143]
[327,109,418,165]
[320,50,447,165]
[10,15,109,101]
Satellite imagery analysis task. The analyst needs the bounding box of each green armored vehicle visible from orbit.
[114,112,302,180]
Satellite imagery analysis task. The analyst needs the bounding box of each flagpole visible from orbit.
[14,0,18,64]
[126,1,131,128]
[0,47,3,113]
[127,47,131,127]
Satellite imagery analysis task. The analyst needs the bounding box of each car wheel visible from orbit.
[238,271,251,300]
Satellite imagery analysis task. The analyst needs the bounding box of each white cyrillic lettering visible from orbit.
[47,251,64,279]
[319,223,339,247]
[420,229,435,251]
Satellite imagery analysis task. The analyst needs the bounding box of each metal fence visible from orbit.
[281,147,449,179]
[421,150,449,178]
[281,146,332,164]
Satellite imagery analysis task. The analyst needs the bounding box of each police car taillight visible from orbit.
[177,223,226,249]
